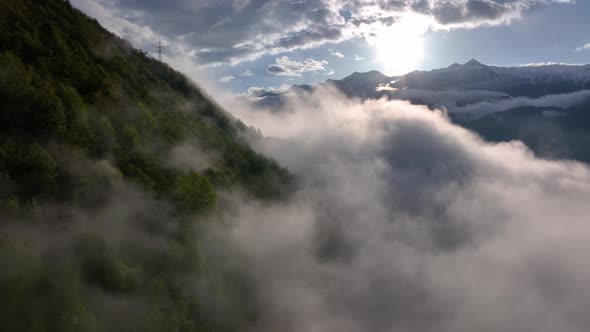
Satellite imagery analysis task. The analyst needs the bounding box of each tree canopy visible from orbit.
[0,1,293,331]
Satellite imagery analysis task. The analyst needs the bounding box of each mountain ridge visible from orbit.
[248,59,590,110]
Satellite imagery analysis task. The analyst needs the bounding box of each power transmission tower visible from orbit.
[157,38,163,61]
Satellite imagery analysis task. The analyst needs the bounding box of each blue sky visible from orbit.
[72,0,590,94]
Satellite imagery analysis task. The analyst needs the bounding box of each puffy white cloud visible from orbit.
[217,75,235,83]
[329,48,345,58]
[354,55,366,61]
[222,86,590,332]
[243,85,291,97]
[267,56,329,76]
[71,0,574,66]
[71,0,162,53]
[575,43,590,52]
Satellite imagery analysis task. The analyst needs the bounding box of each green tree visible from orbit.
[77,233,138,293]
[0,51,33,101]
[59,303,97,332]
[6,143,57,196]
[119,124,141,148]
[174,172,216,213]
[31,84,67,138]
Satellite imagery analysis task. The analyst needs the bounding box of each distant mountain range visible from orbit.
[394,59,590,97]
[246,60,590,163]
[249,59,590,111]
[329,59,590,98]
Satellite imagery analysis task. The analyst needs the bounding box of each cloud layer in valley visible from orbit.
[379,88,590,118]
[450,89,590,116]
[219,86,590,332]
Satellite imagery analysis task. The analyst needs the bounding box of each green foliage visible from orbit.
[0,240,96,332]
[3,142,57,196]
[77,233,139,292]
[0,1,294,331]
[32,83,68,137]
[0,51,33,101]
[0,0,292,206]
[59,303,97,332]
[0,0,292,203]
[174,171,217,213]
[2,195,19,215]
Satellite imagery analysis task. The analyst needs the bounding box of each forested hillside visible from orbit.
[0,0,292,331]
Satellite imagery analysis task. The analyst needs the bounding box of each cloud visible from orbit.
[221,86,590,332]
[72,0,347,66]
[71,0,574,66]
[267,56,329,77]
[70,0,162,54]
[67,0,229,98]
[354,55,366,61]
[378,88,590,118]
[166,142,220,172]
[520,62,585,66]
[243,85,291,98]
[391,88,510,109]
[450,89,590,117]
[575,43,590,52]
[217,75,235,83]
[241,69,255,77]
[329,49,344,58]
[428,0,520,26]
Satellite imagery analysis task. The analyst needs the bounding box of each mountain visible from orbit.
[326,70,393,98]
[394,59,590,97]
[0,1,292,331]
[250,59,590,109]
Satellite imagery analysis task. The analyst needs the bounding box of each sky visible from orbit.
[71,0,590,94]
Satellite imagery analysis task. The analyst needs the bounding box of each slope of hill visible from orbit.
[0,1,292,331]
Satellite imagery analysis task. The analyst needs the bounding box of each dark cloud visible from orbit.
[71,0,572,66]
[267,65,286,74]
[266,56,329,76]
[431,0,511,25]
[275,27,343,50]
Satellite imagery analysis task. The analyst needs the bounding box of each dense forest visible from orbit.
[0,0,292,331]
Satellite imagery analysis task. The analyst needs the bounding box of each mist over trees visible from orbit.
[3,1,590,332]
[0,1,290,330]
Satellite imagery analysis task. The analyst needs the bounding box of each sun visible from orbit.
[371,15,429,75]
[375,29,424,75]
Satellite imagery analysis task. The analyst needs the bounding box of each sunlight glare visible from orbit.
[370,14,429,75]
